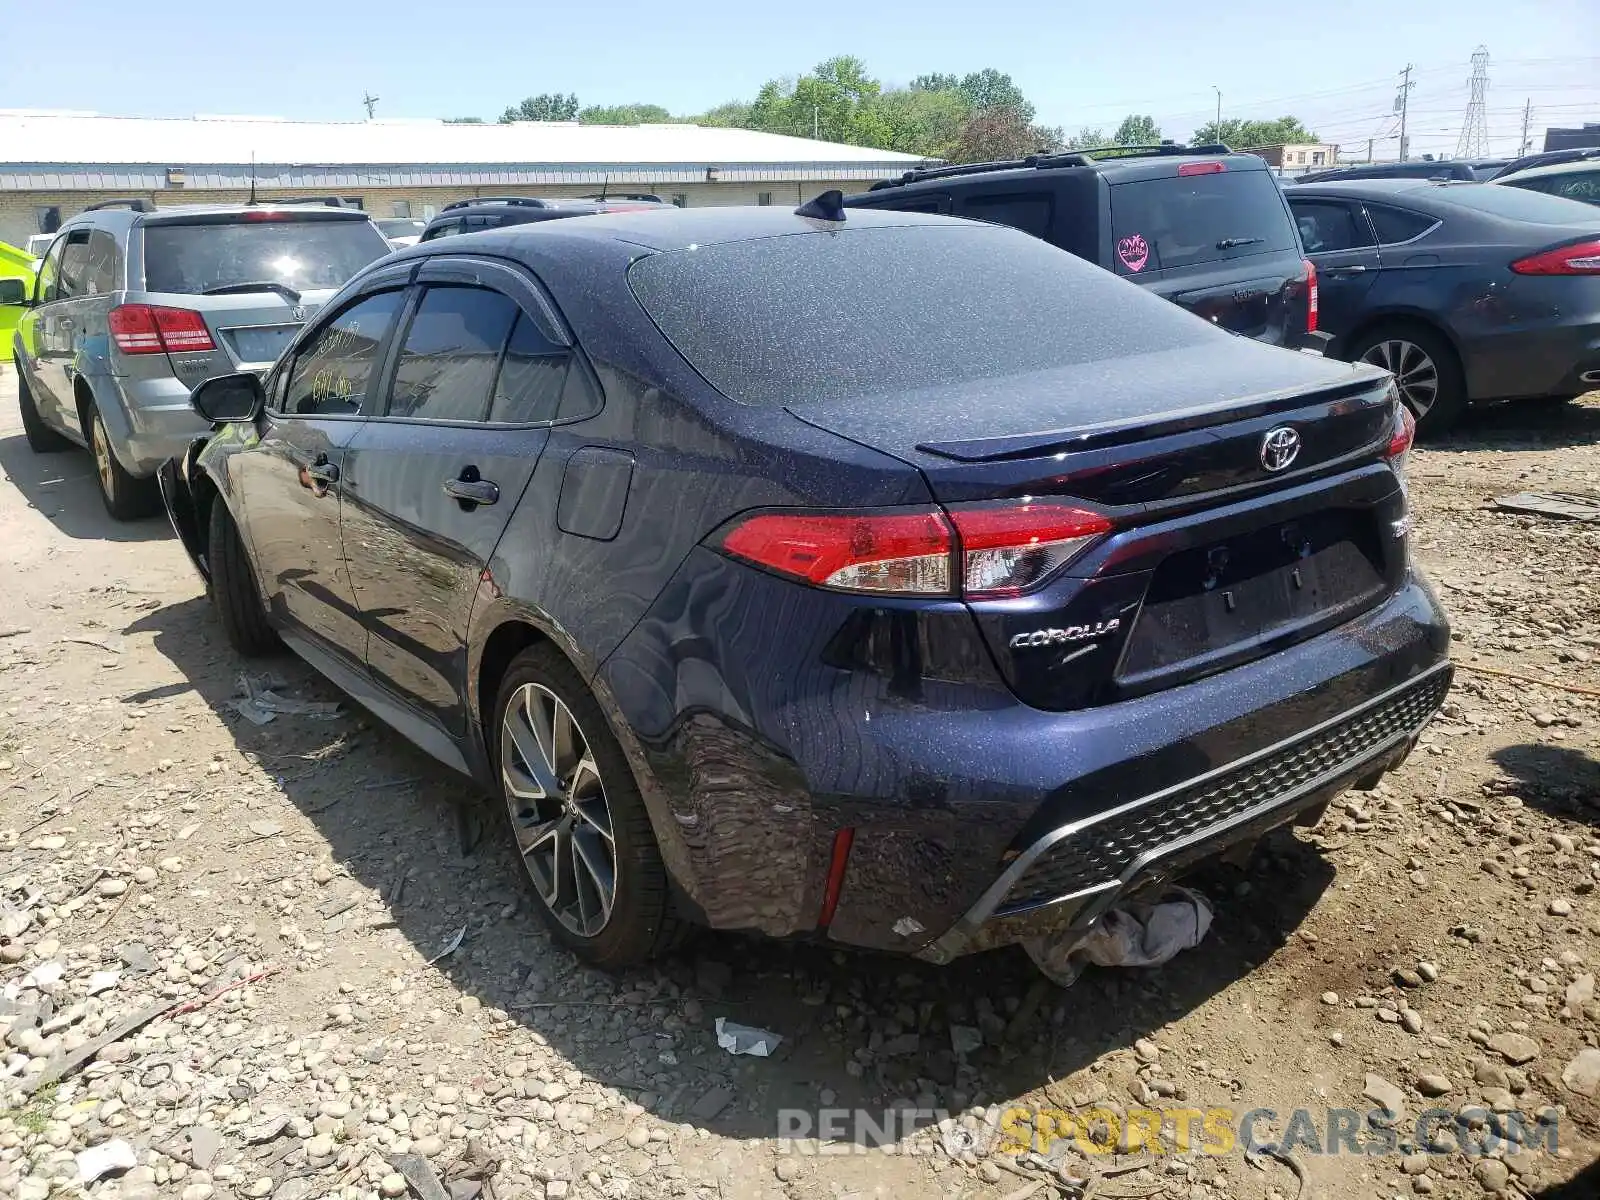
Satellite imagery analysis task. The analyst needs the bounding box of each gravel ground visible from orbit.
[3,363,1600,1200]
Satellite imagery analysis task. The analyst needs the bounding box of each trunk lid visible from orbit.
[790,345,1406,711]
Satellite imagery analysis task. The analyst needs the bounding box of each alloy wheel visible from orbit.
[500,682,617,938]
[1359,339,1439,418]
[92,415,115,497]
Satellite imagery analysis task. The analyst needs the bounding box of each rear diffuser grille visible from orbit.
[999,671,1450,914]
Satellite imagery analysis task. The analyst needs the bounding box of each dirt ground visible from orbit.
[3,362,1600,1200]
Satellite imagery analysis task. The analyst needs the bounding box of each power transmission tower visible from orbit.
[1455,47,1490,159]
[362,92,380,119]
[1394,65,1415,161]
[1520,98,1533,154]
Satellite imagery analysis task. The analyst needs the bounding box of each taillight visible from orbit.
[1510,238,1600,276]
[1386,399,1416,461]
[1178,161,1225,176]
[713,501,1113,598]
[109,304,215,355]
[1303,259,1319,332]
[947,501,1114,598]
[239,210,295,221]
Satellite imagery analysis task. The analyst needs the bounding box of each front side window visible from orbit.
[56,230,93,300]
[282,290,406,416]
[386,286,520,422]
[1288,200,1375,253]
[35,236,64,303]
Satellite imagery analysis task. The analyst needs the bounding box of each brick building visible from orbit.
[0,111,929,246]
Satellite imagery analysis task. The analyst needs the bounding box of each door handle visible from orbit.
[1324,265,1368,275]
[443,473,499,507]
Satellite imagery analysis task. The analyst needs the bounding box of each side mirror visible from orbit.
[190,372,265,424]
[0,278,28,306]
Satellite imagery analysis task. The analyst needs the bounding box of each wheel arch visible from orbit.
[1341,309,1466,371]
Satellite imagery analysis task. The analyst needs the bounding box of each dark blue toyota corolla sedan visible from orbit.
[159,204,1451,969]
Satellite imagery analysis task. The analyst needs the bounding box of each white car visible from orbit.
[25,231,55,264]
[376,218,425,248]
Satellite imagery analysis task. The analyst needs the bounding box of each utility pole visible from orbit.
[1367,137,1374,163]
[1395,64,1415,160]
[1520,98,1533,154]
[812,104,819,140]
[1213,87,1222,137]
[362,92,380,120]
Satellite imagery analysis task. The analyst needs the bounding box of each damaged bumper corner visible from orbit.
[156,447,210,585]
[915,662,1450,964]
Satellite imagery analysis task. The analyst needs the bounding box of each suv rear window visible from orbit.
[628,224,1210,408]
[1110,169,1297,274]
[141,218,390,295]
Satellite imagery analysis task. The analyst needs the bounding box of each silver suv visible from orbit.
[6,199,392,518]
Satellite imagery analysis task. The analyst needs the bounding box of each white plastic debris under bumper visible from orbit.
[1023,887,1213,987]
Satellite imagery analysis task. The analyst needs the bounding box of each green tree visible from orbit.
[747,56,889,146]
[953,107,1062,163]
[443,116,485,124]
[1065,127,1109,150]
[875,86,970,159]
[498,93,580,123]
[909,72,962,93]
[958,68,1034,121]
[1191,115,1317,149]
[1113,114,1162,145]
[694,100,754,128]
[579,103,673,125]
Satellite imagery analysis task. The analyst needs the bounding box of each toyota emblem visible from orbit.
[1259,426,1301,472]
[290,305,307,322]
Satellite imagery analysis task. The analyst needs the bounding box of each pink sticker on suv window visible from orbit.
[1117,233,1150,273]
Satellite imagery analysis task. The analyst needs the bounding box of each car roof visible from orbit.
[1496,158,1600,180]
[856,146,1265,196]
[1285,178,1466,199]
[392,204,972,259]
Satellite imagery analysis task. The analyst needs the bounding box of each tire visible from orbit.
[207,499,280,656]
[87,404,160,520]
[491,644,687,968]
[1347,324,1467,436]
[15,367,70,453]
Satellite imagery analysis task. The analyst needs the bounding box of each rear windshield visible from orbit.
[627,224,1210,408]
[1109,169,1298,274]
[1442,183,1600,223]
[141,218,391,295]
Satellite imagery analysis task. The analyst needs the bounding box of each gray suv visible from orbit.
[6,199,392,518]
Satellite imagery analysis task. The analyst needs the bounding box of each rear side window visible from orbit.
[1366,204,1438,245]
[422,220,462,241]
[141,218,390,296]
[1110,169,1297,274]
[85,230,120,294]
[386,286,520,422]
[959,192,1053,239]
[492,314,570,424]
[1288,200,1375,253]
[628,224,1210,408]
[282,290,406,416]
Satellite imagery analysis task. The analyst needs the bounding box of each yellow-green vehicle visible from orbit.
[0,241,36,346]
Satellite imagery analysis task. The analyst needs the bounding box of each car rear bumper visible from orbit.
[103,376,211,476]
[1460,283,1600,401]
[601,555,1451,958]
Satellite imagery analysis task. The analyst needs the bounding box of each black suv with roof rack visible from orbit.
[845,143,1323,351]
[419,195,673,242]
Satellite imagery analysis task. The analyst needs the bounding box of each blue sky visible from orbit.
[6,0,1596,159]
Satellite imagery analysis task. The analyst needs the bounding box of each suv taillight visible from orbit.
[109,304,216,355]
[714,502,1113,598]
[1510,238,1600,275]
[1304,259,1319,332]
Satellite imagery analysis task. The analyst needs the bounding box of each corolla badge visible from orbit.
[1008,619,1120,650]
[1259,425,1301,472]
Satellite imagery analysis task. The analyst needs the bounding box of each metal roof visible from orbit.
[0,111,928,191]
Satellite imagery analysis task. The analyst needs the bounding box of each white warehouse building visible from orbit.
[0,110,930,246]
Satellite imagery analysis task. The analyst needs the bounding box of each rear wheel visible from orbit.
[1348,325,1466,435]
[88,406,160,520]
[492,644,687,968]
[207,500,280,656]
[15,368,69,453]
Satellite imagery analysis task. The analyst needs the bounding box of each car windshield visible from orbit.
[1108,169,1298,273]
[628,223,1210,408]
[141,218,391,295]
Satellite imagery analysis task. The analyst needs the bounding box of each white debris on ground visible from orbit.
[4,367,1600,1200]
